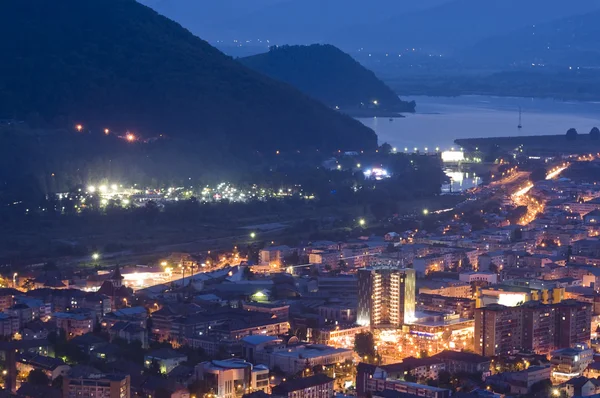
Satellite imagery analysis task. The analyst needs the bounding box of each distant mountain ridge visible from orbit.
[139,0,450,46]
[0,0,376,152]
[334,0,600,53]
[240,44,415,113]
[464,9,600,66]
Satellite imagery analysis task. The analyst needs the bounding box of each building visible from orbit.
[271,373,334,398]
[317,304,357,324]
[418,279,472,299]
[16,353,70,381]
[108,321,148,349]
[555,300,592,348]
[505,365,551,395]
[521,301,556,354]
[475,300,592,357]
[357,266,416,327]
[195,359,270,398]
[551,343,594,383]
[53,311,95,339]
[365,378,450,398]
[317,276,358,298]
[474,304,522,357]
[562,376,600,397]
[429,350,491,374]
[417,294,475,320]
[310,325,370,348]
[259,246,293,266]
[144,348,188,374]
[459,272,498,285]
[242,302,290,320]
[97,265,133,310]
[63,372,130,398]
[250,342,353,375]
[0,314,20,337]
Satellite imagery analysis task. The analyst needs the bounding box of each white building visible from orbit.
[259,246,293,266]
[250,343,353,375]
[195,359,270,398]
[459,271,498,285]
[551,343,594,383]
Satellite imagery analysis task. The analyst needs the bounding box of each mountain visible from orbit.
[240,45,415,113]
[136,0,286,43]
[0,0,376,153]
[464,9,600,67]
[140,0,450,47]
[335,0,600,53]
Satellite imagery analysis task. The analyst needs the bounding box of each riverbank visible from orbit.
[456,134,600,153]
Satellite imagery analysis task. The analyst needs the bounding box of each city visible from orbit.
[5,1,600,398]
[0,142,598,398]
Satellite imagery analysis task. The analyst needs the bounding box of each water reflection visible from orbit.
[442,170,481,193]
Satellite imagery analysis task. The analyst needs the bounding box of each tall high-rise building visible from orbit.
[474,304,522,357]
[555,300,592,349]
[357,266,415,327]
[475,299,591,357]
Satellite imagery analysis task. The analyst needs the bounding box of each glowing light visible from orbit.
[92,253,100,261]
[441,151,465,163]
[88,185,96,193]
[423,209,429,215]
[126,133,136,142]
[99,185,108,193]
[359,219,366,226]
[104,128,110,135]
[111,184,118,191]
[373,100,378,105]
[250,232,256,239]
[76,124,83,132]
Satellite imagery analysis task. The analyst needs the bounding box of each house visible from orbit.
[506,365,551,395]
[563,376,600,397]
[144,348,187,375]
[16,353,70,381]
[109,321,149,348]
[272,373,334,398]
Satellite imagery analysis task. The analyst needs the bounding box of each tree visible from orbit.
[354,332,376,361]
[566,128,578,141]
[530,167,547,182]
[591,127,600,140]
[27,369,50,386]
[379,142,393,154]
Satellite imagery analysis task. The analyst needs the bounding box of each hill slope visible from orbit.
[0,0,376,152]
[335,0,600,53]
[240,45,415,113]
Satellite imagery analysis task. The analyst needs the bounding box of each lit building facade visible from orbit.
[357,267,415,327]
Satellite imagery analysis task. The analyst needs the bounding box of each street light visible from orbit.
[423,209,429,216]
[250,232,256,239]
[92,253,100,261]
[76,124,83,132]
[359,219,366,226]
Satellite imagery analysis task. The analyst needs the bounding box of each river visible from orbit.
[357,95,600,151]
